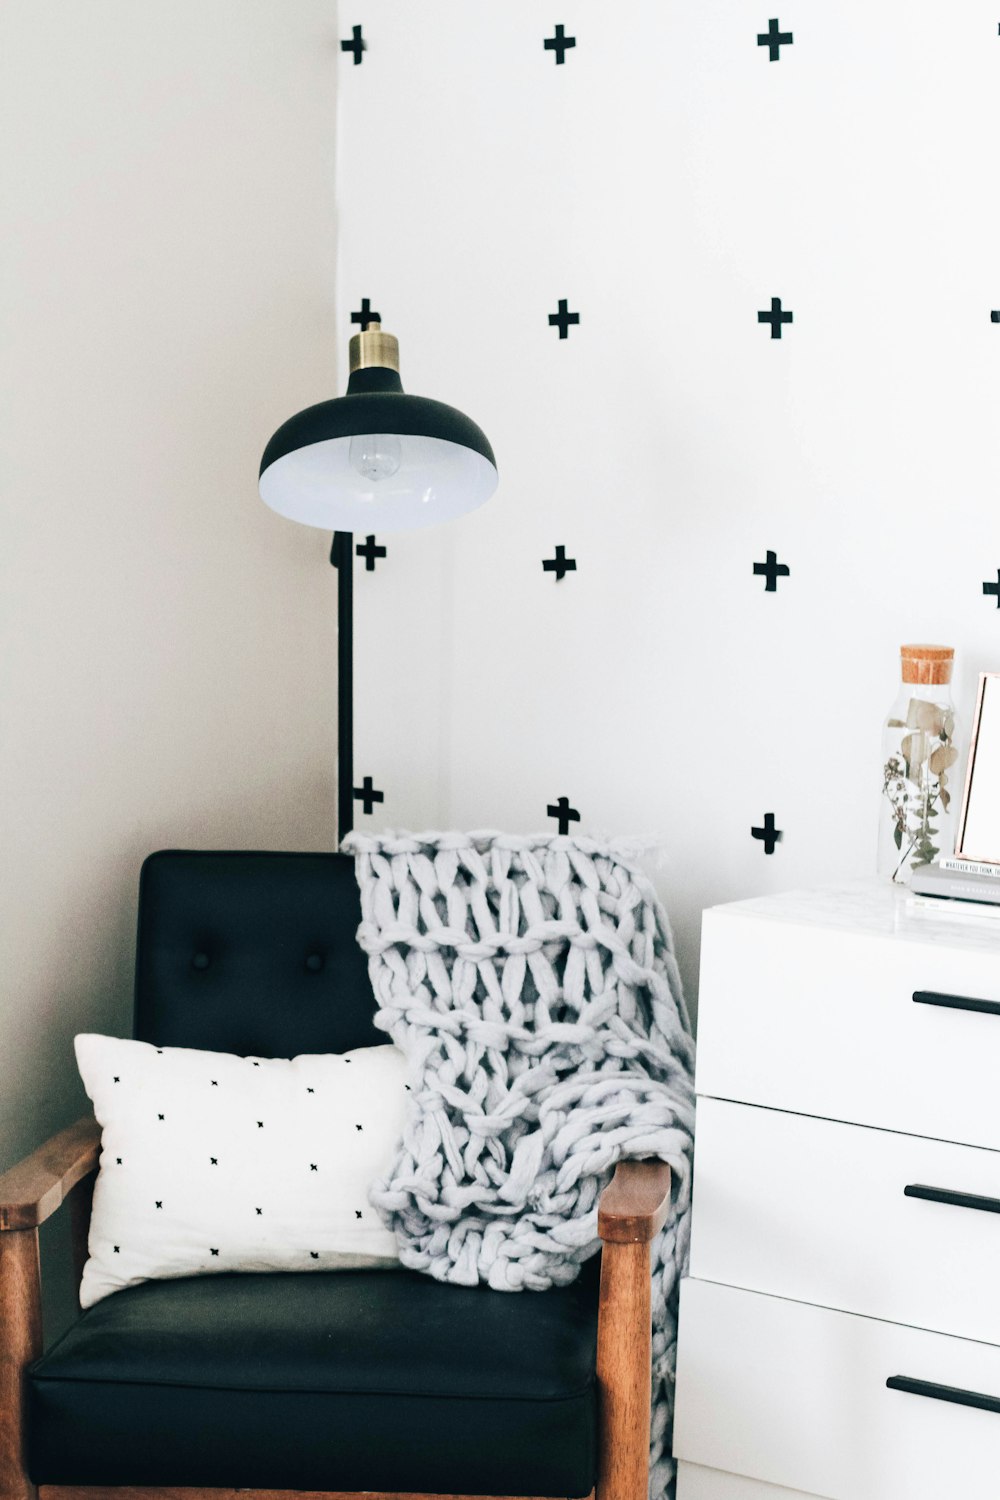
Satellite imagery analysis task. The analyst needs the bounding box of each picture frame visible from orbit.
[955,672,1000,864]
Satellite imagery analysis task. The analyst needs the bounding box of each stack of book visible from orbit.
[908,858,1000,920]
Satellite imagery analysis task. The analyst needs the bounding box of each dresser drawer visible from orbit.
[689,1097,1000,1344]
[674,1277,1000,1500]
[697,906,1000,1148]
[677,1463,823,1500]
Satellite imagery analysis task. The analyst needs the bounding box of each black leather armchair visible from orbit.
[0,851,671,1500]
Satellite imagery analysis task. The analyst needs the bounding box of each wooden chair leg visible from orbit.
[0,1228,42,1500]
[595,1240,652,1500]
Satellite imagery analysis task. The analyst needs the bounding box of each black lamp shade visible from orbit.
[259,367,498,533]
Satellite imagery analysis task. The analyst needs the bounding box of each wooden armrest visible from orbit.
[596,1159,672,1500]
[0,1115,101,1232]
[597,1157,672,1244]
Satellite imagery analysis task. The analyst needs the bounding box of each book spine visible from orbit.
[939,857,1000,880]
[906,895,1000,920]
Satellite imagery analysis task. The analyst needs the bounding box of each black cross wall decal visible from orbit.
[354,776,384,815]
[341,25,366,65]
[356,535,387,571]
[549,299,580,338]
[757,19,793,60]
[544,25,576,63]
[758,298,793,338]
[351,298,380,330]
[751,813,783,855]
[753,550,790,592]
[983,571,1000,606]
[547,797,580,835]
[543,545,577,581]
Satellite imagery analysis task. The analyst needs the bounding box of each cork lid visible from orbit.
[900,644,954,685]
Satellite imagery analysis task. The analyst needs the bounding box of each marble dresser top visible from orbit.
[709,878,1000,956]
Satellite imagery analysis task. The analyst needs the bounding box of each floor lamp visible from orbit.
[259,320,499,843]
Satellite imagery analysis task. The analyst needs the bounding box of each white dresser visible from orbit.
[673,883,1000,1500]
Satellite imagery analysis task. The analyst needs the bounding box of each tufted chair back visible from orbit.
[132,850,382,1058]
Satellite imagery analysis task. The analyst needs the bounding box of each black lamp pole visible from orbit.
[330,530,354,844]
[261,321,498,851]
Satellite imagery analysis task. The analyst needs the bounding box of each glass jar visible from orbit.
[878,644,958,883]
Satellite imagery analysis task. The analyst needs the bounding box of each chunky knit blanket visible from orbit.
[345,830,696,1500]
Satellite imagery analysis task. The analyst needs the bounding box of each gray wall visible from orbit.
[0,1,341,1330]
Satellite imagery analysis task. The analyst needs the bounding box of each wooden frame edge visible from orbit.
[955,670,1000,863]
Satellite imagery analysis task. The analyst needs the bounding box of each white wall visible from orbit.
[336,1,1000,1016]
[0,0,341,1257]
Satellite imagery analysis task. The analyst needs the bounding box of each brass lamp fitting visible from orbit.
[348,321,400,374]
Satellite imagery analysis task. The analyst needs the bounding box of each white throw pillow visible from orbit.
[74,1033,407,1308]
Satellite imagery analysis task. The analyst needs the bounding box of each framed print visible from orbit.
[956,673,1000,863]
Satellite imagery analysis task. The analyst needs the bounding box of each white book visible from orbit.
[910,864,1000,905]
[906,894,1000,926]
[940,856,1000,880]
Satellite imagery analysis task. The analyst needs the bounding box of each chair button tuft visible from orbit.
[191,952,210,971]
[305,952,324,974]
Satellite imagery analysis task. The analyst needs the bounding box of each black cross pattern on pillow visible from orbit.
[257,1121,265,1128]
[210,1157,218,1166]
[155,1201,163,1210]
[310,1163,319,1171]
[310,1251,319,1259]
[355,1210,363,1219]
[157,1113,165,1121]
[116,1157,123,1165]
[256,1207,263,1216]
[113,1245,120,1253]
[210,1248,219,1257]
[113,1075,120,1083]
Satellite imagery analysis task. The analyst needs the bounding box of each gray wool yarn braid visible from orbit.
[346,830,696,1500]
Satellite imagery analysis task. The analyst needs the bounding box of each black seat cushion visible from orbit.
[133,850,382,1058]
[28,1263,600,1495]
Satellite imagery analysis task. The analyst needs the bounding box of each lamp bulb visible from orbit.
[349,433,402,482]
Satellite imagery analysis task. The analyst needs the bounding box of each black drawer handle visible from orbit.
[887,1375,1000,1416]
[913,989,1000,1017]
[904,1183,1000,1215]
